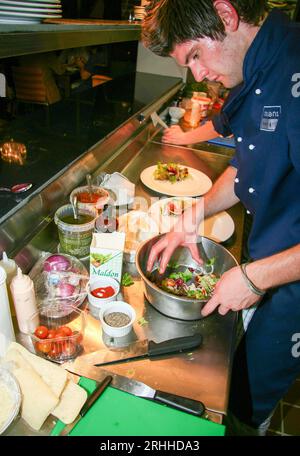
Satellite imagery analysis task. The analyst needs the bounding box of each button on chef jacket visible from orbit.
[213,10,300,261]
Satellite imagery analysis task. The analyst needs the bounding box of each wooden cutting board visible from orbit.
[51,377,225,436]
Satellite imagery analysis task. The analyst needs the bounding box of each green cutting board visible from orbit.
[51,377,225,436]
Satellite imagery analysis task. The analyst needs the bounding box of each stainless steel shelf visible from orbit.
[0,22,141,58]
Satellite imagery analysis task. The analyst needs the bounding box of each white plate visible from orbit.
[0,10,62,17]
[0,1,61,8]
[117,210,159,262]
[0,367,21,435]
[149,197,235,243]
[0,5,62,12]
[140,165,212,197]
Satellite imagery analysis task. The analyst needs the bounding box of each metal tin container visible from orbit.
[136,234,238,320]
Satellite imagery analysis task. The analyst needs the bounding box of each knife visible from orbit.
[59,375,112,436]
[63,362,205,417]
[93,334,203,366]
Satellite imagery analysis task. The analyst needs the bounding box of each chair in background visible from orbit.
[12,66,61,125]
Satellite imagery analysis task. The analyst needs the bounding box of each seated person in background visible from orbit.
[71,46,112,91]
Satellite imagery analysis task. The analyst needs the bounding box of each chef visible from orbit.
[142,0,300,435]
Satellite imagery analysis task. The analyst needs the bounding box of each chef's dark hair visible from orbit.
[142,0,268,56]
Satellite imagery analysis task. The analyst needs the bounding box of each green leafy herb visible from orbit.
[138,317,148,327]
[169,268,193,283]
[167,260,180,269]
[122,272,134,287]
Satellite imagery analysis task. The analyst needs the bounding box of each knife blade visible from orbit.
[93,334,202,367]
[63,362,205,417]
[59,375,112,436]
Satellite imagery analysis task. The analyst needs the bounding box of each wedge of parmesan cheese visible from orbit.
[51,379,87,424]
[8,342,67,397]
[5,349,59,431]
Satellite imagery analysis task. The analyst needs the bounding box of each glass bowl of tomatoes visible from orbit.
[28,305,85,363]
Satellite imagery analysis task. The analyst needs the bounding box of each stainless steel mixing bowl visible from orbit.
[136,234,238,320]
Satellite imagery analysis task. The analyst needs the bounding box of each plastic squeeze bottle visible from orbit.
[0,252,17,316]
[0,265,15,356]
[10,267,38,334]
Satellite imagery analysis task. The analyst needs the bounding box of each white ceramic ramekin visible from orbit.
[87,277,120,319]
[99,301,136,337]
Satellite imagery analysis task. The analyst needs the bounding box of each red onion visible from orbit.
[56,282,75,298]
[44,255,71,272]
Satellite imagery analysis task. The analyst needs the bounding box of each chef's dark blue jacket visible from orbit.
[212,10,300,427]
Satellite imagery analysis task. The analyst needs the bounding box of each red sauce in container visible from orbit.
[91,286,115,299]
[77,192,101,204]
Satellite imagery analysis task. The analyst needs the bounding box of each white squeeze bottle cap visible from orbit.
[10,267,38,334]
[0,265,15,356]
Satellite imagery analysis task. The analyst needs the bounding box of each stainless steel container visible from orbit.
[136,235,238,320]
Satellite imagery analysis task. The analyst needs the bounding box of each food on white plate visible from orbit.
[149,261,219,300]
[51,380,87,424]
[3,342,87,429]
[154,162,189,183]
[160,198,194,216]
[0,381,14,431]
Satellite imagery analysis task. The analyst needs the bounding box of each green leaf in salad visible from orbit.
[167,260,180,269]
[169,268,193,283]
[121,272,134,287]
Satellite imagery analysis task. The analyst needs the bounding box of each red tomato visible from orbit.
[47,329,57,339]
[62,341,77,357]
[48,343,63,358]
[59,326,73,337]
[36,341,52,354]
[55,329,67,339]
[34,325,49,339]
[73,331,83,344]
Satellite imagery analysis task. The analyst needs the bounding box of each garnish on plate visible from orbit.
[154,162,189,183]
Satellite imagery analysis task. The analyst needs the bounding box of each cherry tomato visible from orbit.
[47,329,57,339]
[62,341,76,357]
[59,326,73,337]
[48,343,63,358]
[73,331,83,344]
[55,329,67,339]
[36,341,52,354]
[34,325,49,339]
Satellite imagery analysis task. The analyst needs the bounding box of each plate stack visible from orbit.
[0,0,63,24]
[133,5,146,21]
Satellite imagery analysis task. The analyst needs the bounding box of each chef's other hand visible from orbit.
[201,266,262,317]
[146,231,203,274]
[162,125,188,145]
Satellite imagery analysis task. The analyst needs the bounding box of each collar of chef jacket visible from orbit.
[213,10,291,138]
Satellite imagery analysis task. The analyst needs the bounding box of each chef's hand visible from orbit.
[162,125,189,145]
[146,231,203,274]
[201,266,262,317]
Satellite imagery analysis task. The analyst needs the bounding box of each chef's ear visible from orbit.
[213,0,239,32]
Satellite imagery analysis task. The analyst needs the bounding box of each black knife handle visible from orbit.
[80,375,112,417]
[154,390,205,417]
[148,334,202,357]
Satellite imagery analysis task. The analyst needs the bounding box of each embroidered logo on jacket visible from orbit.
[260,106,281,132]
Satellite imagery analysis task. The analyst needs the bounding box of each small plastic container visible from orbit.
[54,204,97,258]
[99,301,136,337]
[87,277,120,319]
[70,185,110,213]
[28,305,85,363]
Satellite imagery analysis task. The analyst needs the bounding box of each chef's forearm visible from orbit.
[203,166,240,217]
[183,121,220,144]
[246,244,300,290]
[174,166,240,232]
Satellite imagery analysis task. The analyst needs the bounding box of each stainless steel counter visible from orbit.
[6,125,244,434]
